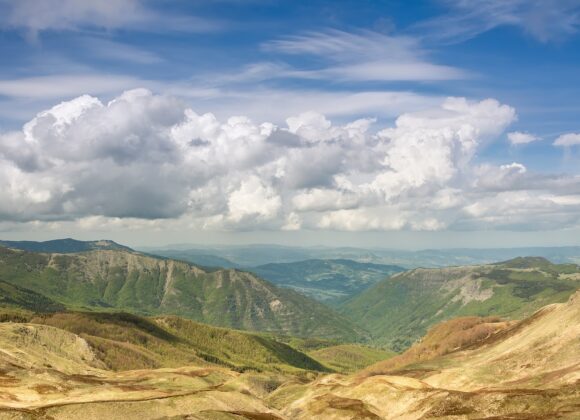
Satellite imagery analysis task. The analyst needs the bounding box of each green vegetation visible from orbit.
[27,310,328,374]
[0,279,65,313]
[340,257,580,351]
[0,246,364,342]
[308,344,396,373]
[251,259,404,304]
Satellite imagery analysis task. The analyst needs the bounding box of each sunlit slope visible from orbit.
[0,292,578,419]
[0,246,364,341]
[308,344,396,373]
[275,291,580,419]
[0,322,285,419]
[340,256,580,350]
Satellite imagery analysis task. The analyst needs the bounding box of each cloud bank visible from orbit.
[1,89,579,232]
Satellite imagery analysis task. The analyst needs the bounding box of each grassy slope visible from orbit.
[0,279,65,313]
[275,292,580,420]
[308,344,396,373]
[360,316,514,377]
[340,257,580,351]
[3,309,328,374]
[0,246,364,342]
[251,259,404,304]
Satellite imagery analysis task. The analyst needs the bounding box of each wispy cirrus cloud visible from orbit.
[261,29,468,82]
[415,0,580,44]
[0,0,221,38]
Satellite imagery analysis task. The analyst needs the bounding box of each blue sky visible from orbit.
[0,0,579,248]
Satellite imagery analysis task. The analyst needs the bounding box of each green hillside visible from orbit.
[0,246,364,342]
[251,259,404,304]
[340,257,580,351]
[0,279,65,313]
[308,344,396,373]
[23,310,327,374]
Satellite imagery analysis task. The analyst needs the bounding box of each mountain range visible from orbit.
[0,285,577,419]
[144,243,580,267]
[0,245,362,342]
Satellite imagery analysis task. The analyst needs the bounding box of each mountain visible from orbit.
[143,244,580,268]
[0,245,363,342]
[17,310,327,374]
[0,279,65,314]
[0,238,133,254]
[145,244,315,267]
[251,259,404,304]
[277,291,580,419]
[339,256,580,351]
[0,290,577,418]
[0,309,323,418]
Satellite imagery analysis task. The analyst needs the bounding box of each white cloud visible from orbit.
[415,0,580,44]
[554,132,580,146]
[0,0,219,37]
[262,29,467,82]
[508,131,540,145]
[0,74,148,99]
[1,89,578,232]
[227,176,282,223]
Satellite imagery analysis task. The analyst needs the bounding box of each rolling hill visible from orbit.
[251,259,404,304]
[276,291,580,419]
[0,279,65,314]
[339,256,580,351]
[0,246,364,342]
[0,285,577,418]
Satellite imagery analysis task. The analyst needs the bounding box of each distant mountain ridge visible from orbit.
[0,238,133,254]
[144,243,580,268]
[0,245,364,342]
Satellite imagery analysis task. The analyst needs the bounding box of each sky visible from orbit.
[0,0,579,249]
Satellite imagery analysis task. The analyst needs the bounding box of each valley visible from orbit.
[0,240,578,419]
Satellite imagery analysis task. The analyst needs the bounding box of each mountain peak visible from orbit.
[0,238,133,254]
[497,256,553,268]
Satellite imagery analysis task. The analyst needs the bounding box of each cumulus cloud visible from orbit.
[554,132,580,146]
[508,131,540,145]
[1,89,579,232]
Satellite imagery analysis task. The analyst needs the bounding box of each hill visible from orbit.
[275,291,580,419]
[0,291,577,419]
[0,238,133,254]
[308,344,396,373]
[251,259,404,304]
[8,310,326,374]
[339,256,580,350]
[0,279,65,314]
[0,246,363,342]
[0,315,306,418]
